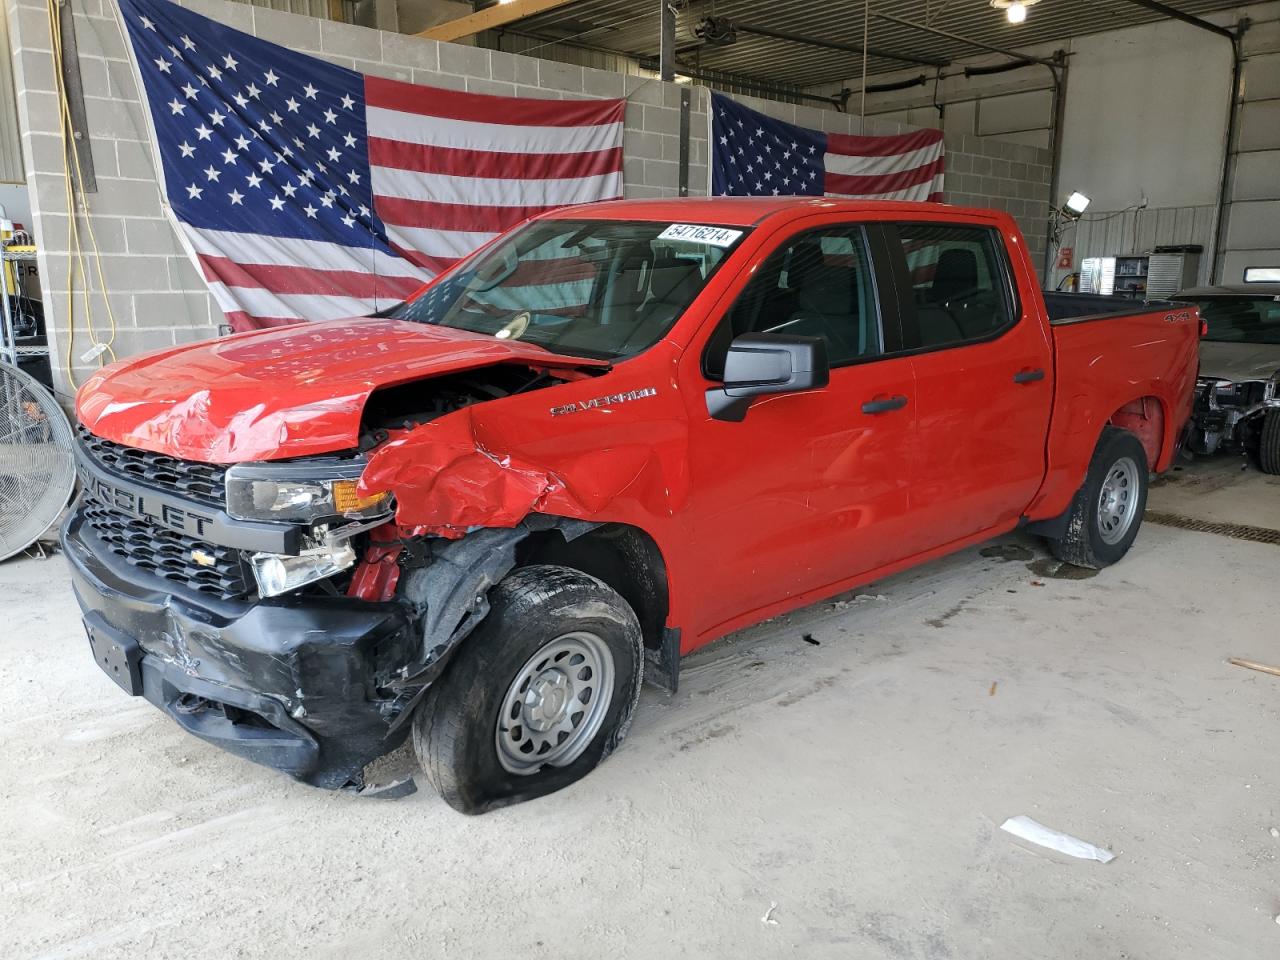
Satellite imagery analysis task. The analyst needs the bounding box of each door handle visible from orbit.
[1013,368,1046,384]
[860,394,908,414]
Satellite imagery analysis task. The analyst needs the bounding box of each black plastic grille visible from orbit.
[80,495,251,599]
[76,426,227,507]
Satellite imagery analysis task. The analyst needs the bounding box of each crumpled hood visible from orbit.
[1199,341,1280,384]
[76,318,604,462]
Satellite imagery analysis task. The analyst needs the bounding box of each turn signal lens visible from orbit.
[332,479,390,517]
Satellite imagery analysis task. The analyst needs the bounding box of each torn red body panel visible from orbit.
[361,352,690,539]
[346,523,406,601]
[363,422,573,539]
[75,318,604,463]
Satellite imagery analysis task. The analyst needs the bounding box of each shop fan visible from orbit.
[0,362,75,561]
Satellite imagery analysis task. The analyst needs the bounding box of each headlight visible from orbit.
[225,460,391,523]
[250,542,357,598]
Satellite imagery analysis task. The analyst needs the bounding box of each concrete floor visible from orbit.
[2,455,1278,959]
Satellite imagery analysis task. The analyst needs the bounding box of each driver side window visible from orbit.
[897,224,1014,348]
[704,226,881,378]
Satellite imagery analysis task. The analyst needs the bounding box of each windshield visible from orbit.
[383,219,747,361]
[1192,295,1280,345]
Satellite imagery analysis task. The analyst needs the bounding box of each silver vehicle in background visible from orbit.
[1178,281,1280,473]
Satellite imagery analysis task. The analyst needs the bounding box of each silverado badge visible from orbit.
[550,387,658,417]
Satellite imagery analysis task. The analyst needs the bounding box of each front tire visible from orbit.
[413,565,643,814]
[1259,410,1280,475]
[1046,426,1150,569]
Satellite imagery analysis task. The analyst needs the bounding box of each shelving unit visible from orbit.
[1079,248,1202,299]
[1081,254,1149,298]
[1111,255,1149,298]
[1,244,44,369]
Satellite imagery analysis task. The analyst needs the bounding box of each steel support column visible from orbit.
[659,0,676,82]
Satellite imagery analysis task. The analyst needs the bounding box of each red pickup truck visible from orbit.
[64,198,1198,812]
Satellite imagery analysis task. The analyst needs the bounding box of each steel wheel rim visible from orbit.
[495,631,615,776]
[1097,455,1141,545]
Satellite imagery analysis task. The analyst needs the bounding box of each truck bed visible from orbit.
[1043,292,1184,325]
[1029,302,1200,523]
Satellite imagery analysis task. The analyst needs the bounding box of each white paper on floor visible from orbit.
[1000,815,1116,863]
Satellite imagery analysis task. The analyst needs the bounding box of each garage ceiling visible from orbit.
[499,0,1247,88]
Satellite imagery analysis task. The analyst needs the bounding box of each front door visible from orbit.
[684,223,919,639]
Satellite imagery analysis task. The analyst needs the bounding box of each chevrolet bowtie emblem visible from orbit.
[190,548,217,567]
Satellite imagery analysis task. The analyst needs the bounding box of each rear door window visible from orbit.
[893,224,1017,349]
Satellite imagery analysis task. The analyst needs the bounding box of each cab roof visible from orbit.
[545,196,976,228]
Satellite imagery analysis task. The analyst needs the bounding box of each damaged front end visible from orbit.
[63,360,615,793]
[63,429,420,791]
[1189,374,1280,455]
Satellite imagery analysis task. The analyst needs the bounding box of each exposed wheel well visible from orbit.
[517,523,670,652]
[1108,396,1165,469]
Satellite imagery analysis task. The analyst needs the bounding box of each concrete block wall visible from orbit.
[8,0,1049,399]
[8,0,229,398]
[939,133,1053,272]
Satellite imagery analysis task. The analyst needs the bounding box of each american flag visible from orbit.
[120,0,625,331]
[711,92,944,202]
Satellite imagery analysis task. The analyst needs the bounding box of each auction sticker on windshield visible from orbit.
[657,224,743,247]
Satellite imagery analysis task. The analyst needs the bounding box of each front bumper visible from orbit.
[61,504,418,790]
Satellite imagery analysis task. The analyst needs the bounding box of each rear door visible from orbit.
[683,222,919,637]
[888,221,1054,552]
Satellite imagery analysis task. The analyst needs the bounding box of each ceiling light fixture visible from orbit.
[989,0,1040,24]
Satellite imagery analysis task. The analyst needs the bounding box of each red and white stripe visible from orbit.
[824,128,945,202]
[365,77,625,277]
[186,228,428,330]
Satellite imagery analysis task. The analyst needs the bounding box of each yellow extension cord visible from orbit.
[46,0,118,390]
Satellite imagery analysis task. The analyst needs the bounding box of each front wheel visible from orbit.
[412,565,643,814]
[1046,426,1150,569]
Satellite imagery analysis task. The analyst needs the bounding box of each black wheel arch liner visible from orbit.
[386,514,681,733]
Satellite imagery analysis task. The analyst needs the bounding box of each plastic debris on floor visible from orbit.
[1000,815,1116,863]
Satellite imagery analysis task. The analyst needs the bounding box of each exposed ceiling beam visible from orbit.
[415,0,581,42]
[1119,0,1236,41]
[735,21,949,69]
[871,11,1060,68]
[501,27,839,103]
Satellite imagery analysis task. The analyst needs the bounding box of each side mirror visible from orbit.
[706,333,830,422]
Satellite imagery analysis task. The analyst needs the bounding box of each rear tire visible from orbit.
[1259,410,1280,475]
[413,565,643,815]
[1047,426,1150,569]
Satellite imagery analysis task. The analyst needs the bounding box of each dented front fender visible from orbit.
[359,351,691,540]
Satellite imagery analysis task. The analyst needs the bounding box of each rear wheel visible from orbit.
[413,565,643,814]
[1046,426,1150,569]
[1259,410,1280,475]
